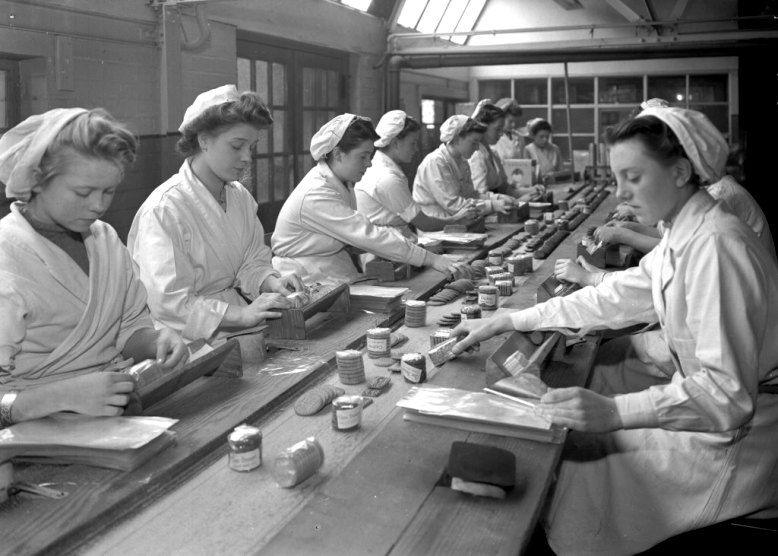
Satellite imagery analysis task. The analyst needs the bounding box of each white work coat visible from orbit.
[512,190,778,554]
[354,150,420,239]
[524,142,562,178]
[128,160,279,341]
[468,142,508,197]
[0,204,152,388]
[412,144,498,218]
[493,132,524,162]
[708,174,775,260]
[272,161,432,283]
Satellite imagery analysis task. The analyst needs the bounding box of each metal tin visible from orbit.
[228,424,262,472]
[366,327,391,358]
[461,304,482,319]
[400,353,427,384]
[331,395,363,432]
[487,250,503,266]
[430,329,453,347]
[478,285,499,310]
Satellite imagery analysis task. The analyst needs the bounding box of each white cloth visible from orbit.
[272,161,432,283]
[493,132,524,162]
[523,142,562,178]
[374,110,407,148]
[412,144,496,218]
[639,105,729,184]
[469,142,507,196]
[0,108,87,201]
[127,160,279,341]
[179,84,240,133]
[439,115,470,143]
[510,190,778,553]
[707,175,775,260]
[310,113,358,161]
[354,150,419,238]
[0,204,152,387]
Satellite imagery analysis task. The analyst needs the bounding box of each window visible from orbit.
[0,60,20,134]
[238,35,348,231]
[484,72,731,162]
[397,0,487,45]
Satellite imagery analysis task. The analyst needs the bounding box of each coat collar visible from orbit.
[658,189,715,253]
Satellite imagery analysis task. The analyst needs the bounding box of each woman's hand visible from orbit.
[450,314,514,356]
[593,225,623,245]
[155,327,188,368]
[263,274,306,296]
[240,292,290,327]
[491,197,513,215]
[535,387,623,432]
[59,373,138,417]
[432,256,472,280]
[554,257,604,287]
[451,205,479,222]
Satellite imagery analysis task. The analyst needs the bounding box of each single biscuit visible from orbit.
[294,385,346,416]
[373,357,395,367]
[368,376,391,390]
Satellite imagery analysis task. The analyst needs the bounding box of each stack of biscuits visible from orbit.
[335,349,366,385]
[404,299,427,328]
[427,278,475,306]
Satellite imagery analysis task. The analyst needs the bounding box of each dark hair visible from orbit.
[177,91,273,156]
[605,114,701,186]
[473,103,505,126]
[326,117,380,159]
[396,116,421,141]
[528,119,552,136]
[502,104,523,118]
[459,118,487,138]
[38,109,137,186]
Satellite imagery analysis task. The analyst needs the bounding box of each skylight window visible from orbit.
[396,0,486,45]
[338,0,372,12]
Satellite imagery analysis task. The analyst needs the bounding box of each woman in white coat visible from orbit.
[355,110,477,240]
[129,85,303,342]
[451,108,778,554]
[272,114,470,283]
[412,115,514,219]
[0,108,186,427]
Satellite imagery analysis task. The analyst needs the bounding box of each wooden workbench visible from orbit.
[1,184,616,555]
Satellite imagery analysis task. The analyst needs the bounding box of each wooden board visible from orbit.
[266,283,350,340]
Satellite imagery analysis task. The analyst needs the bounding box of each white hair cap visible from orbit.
[439,115,471,143]
[179,84,240,133]
[638,105,728,184]
[310,113,362,161]
[374,110,407,148]
[0,107,87,201]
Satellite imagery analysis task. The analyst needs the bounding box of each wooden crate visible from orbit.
[536,275,580,304]
[364,259,413,282]
[265,282,351,340]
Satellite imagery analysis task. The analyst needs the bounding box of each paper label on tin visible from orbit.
[401,361,423,382]
[507,262,516,274]
[229,449,261,471]
[488,255,502,265]
[367,337,389,353]
[478,292,497,307]
[335,406,362,429]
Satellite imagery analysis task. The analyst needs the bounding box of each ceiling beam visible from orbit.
[550,0,584,9]
[670,0,690,21]
[605,0,646,23]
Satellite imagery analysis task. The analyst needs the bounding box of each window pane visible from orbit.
[273,156,289,201]
[479,80,511,102]
[327,70,339,106]
[689,74,727,103]
[255,61,269,103]
[438,0,468,35]
[303,110,316,151]
[551,108,593,134]
[555,135,594,162]
[273,110,286,153]
[272,62,286,106]
[690,104,729,137]
[256,158,270,203]
[303,67,315,106]
[255,127,270,154]
[237,58,251,92]
[599,107,635,140]
[552,77,594,104]
[421,99,436,125]
[0,70,7,129]
[316,69,327,106]
[453,0,486,44]
[514,79,547,105]
[238,160,256,197]
[417,0,448,33]
[647,75,685,105]
[397,0,427,28]
[520,107,548,127]
[599,76,642,104]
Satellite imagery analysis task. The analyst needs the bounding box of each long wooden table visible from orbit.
[1,184,616,555]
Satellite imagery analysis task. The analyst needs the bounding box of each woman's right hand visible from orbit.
[241,292,290,327]
[492,197,513,215]
[432,255,472,280]
[59,372,138,417]
[450,315,514,356]
[452,205,479,222]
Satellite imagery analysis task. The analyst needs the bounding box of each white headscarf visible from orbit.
[0,107,87,200]
[439,115,471,143]
[374,110,407,148]
[179,84,240,133]
[310,113,361,161]
[638,105,728,184]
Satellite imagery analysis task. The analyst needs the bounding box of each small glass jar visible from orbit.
[331,395,363,432]
[228,424,262,472]
[478,285,499,310]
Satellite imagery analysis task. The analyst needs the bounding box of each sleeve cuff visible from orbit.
[614,392,660,429]
[399,203,421,223]
[510,308,542,331]
[182,298,229,341]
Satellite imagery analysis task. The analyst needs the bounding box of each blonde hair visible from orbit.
[36,108,137,186]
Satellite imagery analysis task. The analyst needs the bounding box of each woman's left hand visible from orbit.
[263,274,306,296]
[155,327,188,368]
[535,387,623,432]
